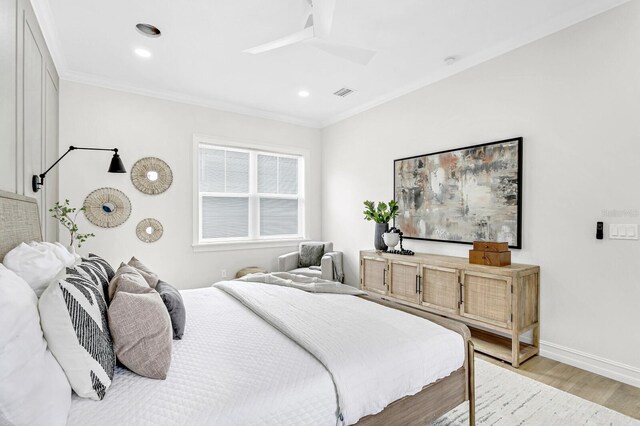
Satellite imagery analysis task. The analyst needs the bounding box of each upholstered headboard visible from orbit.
[0,190,42,261]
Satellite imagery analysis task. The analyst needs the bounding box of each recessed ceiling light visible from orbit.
[444,56,457,65]
[136,23,161,38]
[298,90,310,98]
[134,48,152,58]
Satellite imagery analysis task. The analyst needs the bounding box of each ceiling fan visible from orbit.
[243,0,376,65]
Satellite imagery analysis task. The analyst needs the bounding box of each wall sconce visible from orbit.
[32,146,126,192]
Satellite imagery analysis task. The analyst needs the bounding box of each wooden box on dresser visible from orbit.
[360,250,540,367]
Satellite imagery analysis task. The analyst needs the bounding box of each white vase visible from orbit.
[382,232,400,250]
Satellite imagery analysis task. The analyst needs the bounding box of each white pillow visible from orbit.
[0,265,71,426]
[39,265,116,400]
[3,242,65,296]
[31,241,81,268]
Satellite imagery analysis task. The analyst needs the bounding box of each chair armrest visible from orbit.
[278,251,299,272]
[321,251,343,281]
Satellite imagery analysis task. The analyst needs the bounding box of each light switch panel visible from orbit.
[609,224,638,240]
[627,225,637,238]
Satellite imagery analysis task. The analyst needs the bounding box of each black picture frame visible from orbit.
[393,137,523,249]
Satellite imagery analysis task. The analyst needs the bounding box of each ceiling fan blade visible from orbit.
[310,39,376,65]
[312,0,336,39]
[243,26,314,54]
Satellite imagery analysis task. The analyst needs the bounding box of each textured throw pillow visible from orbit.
[67,253,115,305]
[3,242,65,296]
[0,265,71,426]
[76,254,116,304]
[108,263,151,301]
[109,273,172,379]
[38,267,115,400]
[156,280,186,340]
[298,243,325,268]
[127,256,159,288]
[85,253,116,281]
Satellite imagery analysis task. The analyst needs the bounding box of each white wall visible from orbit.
[59,81,322,289]
[322,2,640,384]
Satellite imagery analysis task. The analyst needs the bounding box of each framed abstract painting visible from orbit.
[394,137,523,248]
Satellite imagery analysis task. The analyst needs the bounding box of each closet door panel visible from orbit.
[44,70,59,241]
[16,0,59,241]
[22,20,44,210]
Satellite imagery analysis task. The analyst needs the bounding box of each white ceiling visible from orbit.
[33,0,628,127]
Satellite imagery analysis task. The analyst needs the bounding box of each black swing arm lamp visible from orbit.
[32,146,127,192]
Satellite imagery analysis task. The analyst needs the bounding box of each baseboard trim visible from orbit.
[540,340,640,388]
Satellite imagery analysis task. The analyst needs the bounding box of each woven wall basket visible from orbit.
[130,157,173,195]
[83,187,131,228]
[136,218,163,243]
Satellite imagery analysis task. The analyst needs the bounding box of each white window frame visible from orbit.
[192,134,308,251]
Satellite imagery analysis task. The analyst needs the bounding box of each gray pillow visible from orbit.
[298,243,325,268]
[156,280,186,340]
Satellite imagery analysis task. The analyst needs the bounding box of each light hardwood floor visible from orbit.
[478,354,640,420]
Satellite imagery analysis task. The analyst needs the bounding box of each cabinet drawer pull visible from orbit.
[415,275,419,293]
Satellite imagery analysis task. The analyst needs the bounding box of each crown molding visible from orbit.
[29,0,322,129]
[320,0,631,128]
[31,0,629,130]
[60,70,323,128]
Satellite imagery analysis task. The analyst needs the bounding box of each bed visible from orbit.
[0,189,475,425]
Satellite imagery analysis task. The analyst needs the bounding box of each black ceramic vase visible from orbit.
[374,222,389,251]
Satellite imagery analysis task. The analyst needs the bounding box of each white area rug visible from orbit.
[433,359,639,425]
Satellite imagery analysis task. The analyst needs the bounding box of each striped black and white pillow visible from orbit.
[38,265,116,400]
[77,253,115,304]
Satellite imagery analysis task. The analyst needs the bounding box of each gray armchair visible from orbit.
[278,241,343,282]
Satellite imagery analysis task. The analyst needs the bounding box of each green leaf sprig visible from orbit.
[49,199,95,248]
[363,200,399,224]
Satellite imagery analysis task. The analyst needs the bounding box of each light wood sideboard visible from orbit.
[360,250,540,367]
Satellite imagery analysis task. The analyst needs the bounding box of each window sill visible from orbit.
[192,238,307,253]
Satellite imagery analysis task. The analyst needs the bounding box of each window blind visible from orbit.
[257,154,298,195]
[198,144,302,242]
[199,148,249,193]
[260,198,298,236]
[201,197,248,239]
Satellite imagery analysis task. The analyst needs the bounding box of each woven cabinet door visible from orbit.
[388,260,420,304]
[460,271,512,329]
[361,256,388,295]
[420,265,460,315]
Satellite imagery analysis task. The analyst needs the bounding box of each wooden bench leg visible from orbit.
[511,330,521,368]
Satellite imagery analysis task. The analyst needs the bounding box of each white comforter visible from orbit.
[67,282,464,426]
[67,287,337,425]
[216,280,465,425]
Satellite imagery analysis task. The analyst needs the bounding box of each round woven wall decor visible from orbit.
[130,157,173,195]
[83,187,131,228]
[136,218,163,243]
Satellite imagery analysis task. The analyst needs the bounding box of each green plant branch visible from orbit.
[49,200,95,248]
[363,200,399,224]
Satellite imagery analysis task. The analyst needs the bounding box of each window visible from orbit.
[197,142,304,244]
